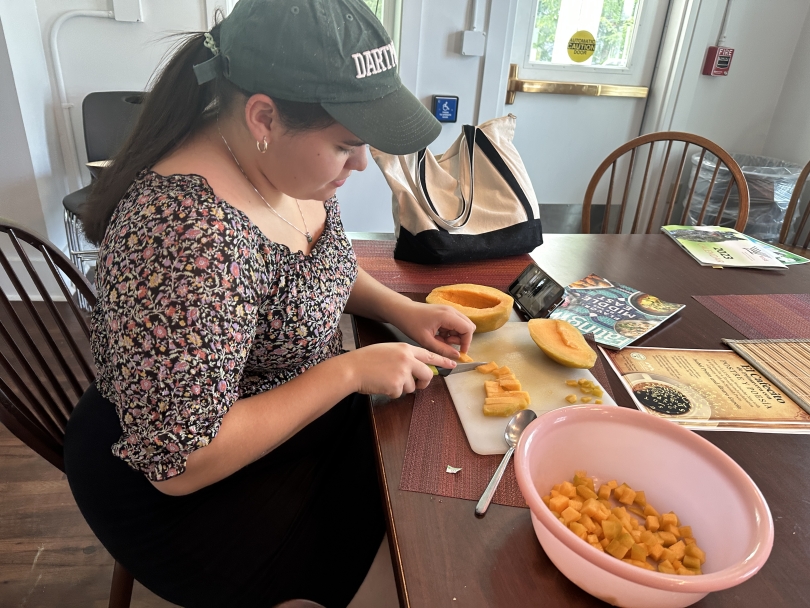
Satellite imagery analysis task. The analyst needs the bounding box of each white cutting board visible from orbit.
[446,322,616,455]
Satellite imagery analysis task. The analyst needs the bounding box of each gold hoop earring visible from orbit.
[257,137,268,153]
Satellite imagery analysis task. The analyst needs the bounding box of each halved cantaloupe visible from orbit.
[528,318,597,369]
[426,284,513,333]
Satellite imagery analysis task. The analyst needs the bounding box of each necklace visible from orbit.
[217,120,313,243]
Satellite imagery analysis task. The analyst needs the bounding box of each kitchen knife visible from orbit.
[430,362,487,377]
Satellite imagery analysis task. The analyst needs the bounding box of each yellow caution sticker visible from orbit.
[567,30,596,63]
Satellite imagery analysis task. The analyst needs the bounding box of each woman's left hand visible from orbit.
[392,300,476,360]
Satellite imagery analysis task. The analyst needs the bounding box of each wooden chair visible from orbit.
[582,132,750,234]
[0,219,134,608]
[778,159,810,249]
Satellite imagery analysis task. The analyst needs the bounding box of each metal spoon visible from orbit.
[475,409,538,517]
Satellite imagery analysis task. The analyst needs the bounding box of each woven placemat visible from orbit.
[352,240,532,292]
[693,294,810,339]
[399,336,615,507]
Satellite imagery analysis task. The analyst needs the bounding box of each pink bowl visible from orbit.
[514,405,773,608]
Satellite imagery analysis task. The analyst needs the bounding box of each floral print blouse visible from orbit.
[91,170,357,481]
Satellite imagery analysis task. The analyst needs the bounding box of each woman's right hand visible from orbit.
[343,343,458,399]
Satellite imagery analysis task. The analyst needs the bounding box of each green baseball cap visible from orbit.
[194,0,441,154]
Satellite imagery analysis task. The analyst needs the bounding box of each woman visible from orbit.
[64,1,475,606]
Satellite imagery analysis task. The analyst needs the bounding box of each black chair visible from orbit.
[63,91,144,278]
[0,218,134,608]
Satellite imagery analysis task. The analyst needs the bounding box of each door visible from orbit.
[508,0,670,208]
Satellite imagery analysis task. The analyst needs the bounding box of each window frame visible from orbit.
[522,0,647,75]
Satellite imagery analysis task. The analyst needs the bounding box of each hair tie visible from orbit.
[194,31,222,84]
[203,32,219,56]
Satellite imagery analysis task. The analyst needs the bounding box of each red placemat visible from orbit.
[693,294,810,339]
[399,338,615,507]
[352,240,532,292]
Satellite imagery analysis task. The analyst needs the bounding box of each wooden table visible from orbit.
[352,234,810,607]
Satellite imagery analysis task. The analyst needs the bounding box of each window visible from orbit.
[530,0,642,68]
[363,0,401,49]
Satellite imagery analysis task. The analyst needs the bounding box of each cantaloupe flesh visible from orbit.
[528,319,597,369]
[425,284,513,333]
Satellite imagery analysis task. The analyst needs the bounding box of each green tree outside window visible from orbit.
[532,0,639,66]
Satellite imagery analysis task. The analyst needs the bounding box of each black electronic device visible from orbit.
[508,262,566,319]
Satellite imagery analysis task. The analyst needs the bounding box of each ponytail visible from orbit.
[80,30,220,245]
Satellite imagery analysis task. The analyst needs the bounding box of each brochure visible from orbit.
[745,236,810,266]
[661,225,788,269]
[603,346,810,433]
[549,274,684,350]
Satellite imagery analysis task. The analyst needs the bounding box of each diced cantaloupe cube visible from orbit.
[661,512,679,527]
[548,495,569,513]
[663,523,681,538]
[600,537,610,549]
[630,543,648,561]
[587,534,599,544]
[658,531,678,547]
[676,567,695,576]
[616,533,635,549]
[643,504,660,518]
[669,540,686,561]
[559,481,577,498]
[576,485,598,501]
[648,543,665,561]
[597,484,612,501]
[561,506,582,524]
[645,515,660,532]
[601,519,622,541]
[493,366,513,377]
[633,490,647,508]
[606,480,618,489]
[542,494,551,507]
[606,539,630,560]
[660,548,676,563]
[658,560,676,574]
[579,513,597,534]
[569,521,588,539]
[569,499,583,511]
[685,544,706,565]
[679,526,693,539]
[618,488,636,505]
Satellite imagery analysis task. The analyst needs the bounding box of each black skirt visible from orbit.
[64,384,385,608]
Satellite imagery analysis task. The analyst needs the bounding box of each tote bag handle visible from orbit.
[397,125,478,231]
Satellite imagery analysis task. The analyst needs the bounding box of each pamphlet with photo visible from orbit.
[549,274,684,350]
[661,225,796,269]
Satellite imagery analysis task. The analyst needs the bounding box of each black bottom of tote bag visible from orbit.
[393,219,544,264]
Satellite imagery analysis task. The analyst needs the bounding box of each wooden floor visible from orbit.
[0,313,359,608]
[0,423,175,608]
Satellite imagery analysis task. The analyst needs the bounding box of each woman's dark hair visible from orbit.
[80,25,336,245]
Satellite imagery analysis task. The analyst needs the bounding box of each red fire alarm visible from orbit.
[702,46,734,76]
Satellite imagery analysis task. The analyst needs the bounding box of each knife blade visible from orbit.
[430,362,487,377]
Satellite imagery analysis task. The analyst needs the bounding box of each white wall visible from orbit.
[0,20,45,236]
[668,0,810,157]
[763,6,810,165]
[0,0,67,244]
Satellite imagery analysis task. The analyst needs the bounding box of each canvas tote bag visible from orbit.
[370,114,543,264]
